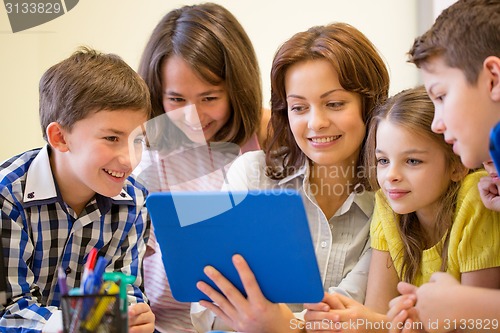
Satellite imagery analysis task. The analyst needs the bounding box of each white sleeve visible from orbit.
[222,150,266,191]
[328,246,372,303]
[190,302,235,333]
[190,302,215,333]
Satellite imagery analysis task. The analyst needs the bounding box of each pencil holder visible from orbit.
[61,294,127,333]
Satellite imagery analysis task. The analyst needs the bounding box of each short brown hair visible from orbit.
[408,0,500,84]
[138,3,262,147]
[267,22,389,183]
[39,47,152,141]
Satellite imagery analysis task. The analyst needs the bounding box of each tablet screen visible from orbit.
[147,189,324,303]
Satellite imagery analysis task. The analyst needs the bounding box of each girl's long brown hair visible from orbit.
[364,86,468,283]
[138,3,262,149]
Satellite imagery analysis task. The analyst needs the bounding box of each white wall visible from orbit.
[433,0,458,17]
[0,0,421,161]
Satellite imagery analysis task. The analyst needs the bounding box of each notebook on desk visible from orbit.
[146,189,324,303]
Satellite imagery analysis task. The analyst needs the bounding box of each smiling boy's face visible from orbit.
[422,56,500,169]
[53,109,147,207]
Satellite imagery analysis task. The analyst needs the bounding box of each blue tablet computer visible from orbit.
[146,189,324,303]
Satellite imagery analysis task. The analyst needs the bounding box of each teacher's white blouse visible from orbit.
[191,150,374,332]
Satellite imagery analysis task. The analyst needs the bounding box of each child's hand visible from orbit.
[128,302,155,333]
[304,293,384,333]
[387,293,422,333]
[478,174,500,211]
[399,273,461,333]
[303,293,345,332]
[479,160,500,211]
[304,292,345,312]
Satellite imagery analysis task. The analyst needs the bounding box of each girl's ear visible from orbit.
[46,122,69,152]
[484,56,500,102]
[450,162,468,182]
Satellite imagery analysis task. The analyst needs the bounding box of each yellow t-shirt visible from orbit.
[371,170,500,286]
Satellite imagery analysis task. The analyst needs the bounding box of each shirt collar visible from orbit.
[275,159,374,218]
[335,187,374,218]
[23,145,134,210]
[23,145,58,204]
[277,162,308,185]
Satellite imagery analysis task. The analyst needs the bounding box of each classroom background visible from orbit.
[0,0,455,162]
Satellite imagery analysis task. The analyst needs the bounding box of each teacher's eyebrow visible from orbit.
[287,88,345,100]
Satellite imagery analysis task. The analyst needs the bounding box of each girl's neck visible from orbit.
[416,208,444,248]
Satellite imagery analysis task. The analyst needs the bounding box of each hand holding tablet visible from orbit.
[146,189,323,304]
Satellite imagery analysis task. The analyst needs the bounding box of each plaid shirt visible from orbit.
[0,146,150,332]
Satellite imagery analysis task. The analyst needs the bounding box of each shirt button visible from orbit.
[320,241,328,248]
[65,267,71,275]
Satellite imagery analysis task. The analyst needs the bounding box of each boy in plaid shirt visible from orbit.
[0,47,154,332]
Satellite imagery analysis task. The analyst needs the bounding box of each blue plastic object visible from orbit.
[490,121,500,171]
[146,189,324,304]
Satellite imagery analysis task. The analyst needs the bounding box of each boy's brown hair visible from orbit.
[39,47,152,141]
[409,0,500,84]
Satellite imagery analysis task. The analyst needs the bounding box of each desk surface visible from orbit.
[42,310,62,333]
